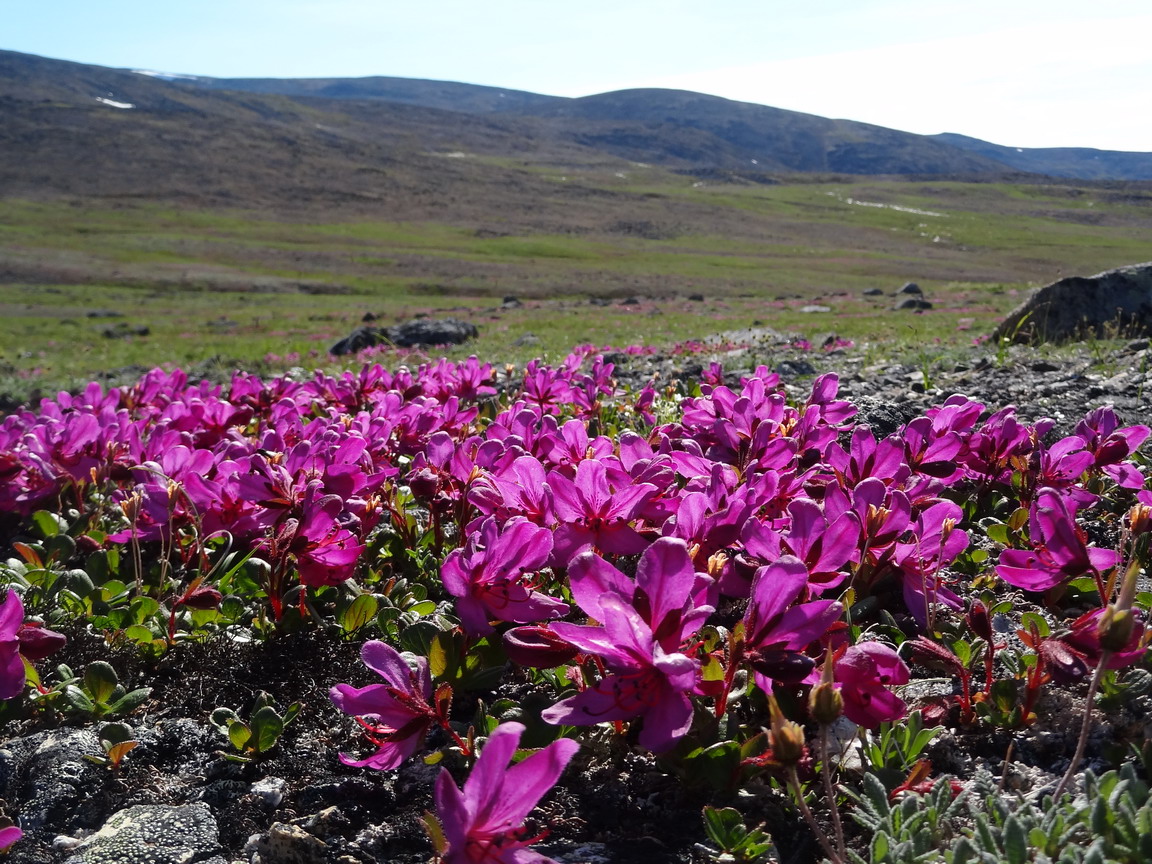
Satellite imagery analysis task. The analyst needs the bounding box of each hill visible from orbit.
[932,133,1152,181]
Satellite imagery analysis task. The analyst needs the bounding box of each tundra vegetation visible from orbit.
[0,341,1150,861]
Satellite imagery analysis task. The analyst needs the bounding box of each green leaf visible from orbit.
[83,661,120,705]
[106,687,152,716]
[703,806,745,850]
[340,593,379,634]
[99,722,134,746]
[129,596,160,624]
[1003,815,1027,864]
[870,830,890,861]
[250,705,285,754]
[409,600,437,617]
[281,702,301,727]
[400,620,441,657]
[124,624,155,644]
[63,684,96,714]
[228,720,252,752]
[31,510,62,538]
[985,523,1010,545]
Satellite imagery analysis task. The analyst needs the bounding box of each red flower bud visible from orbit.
[17,623,67,661]
[179,585,223,610]
[503,626,579,668]
[966,600,994,643]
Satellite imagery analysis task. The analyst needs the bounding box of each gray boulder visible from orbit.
[897,282,923,295]
[993,262,1152,344]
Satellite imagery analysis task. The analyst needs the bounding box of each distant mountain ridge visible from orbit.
[1,47,1151,213]
[931,133,1152,181]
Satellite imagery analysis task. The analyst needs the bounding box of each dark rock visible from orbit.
[501,296,523,309]
[329,319,478,355]
[328,328,383,356]
[687,293,705,302]
[897,282,923,295]
[775,359,817,377]
[993,262,1152,344]
[85,310,123,319]
[1030,360,1061,372]
[853,396,924,437]
[387,318,477,348]
[893,298,933,311]
[101,323,150,339]
[361,312,378,323]
[588,298,611,307]
[0,729,103,830]
[619,297,641,306]
[863,288,884,296]
[62,803,222,864]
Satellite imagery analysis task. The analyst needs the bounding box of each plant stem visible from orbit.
[787,765,845,864]
[819,724,848,862]
[1051,652,1110,802]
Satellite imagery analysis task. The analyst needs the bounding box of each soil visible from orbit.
[1,334,1150,863]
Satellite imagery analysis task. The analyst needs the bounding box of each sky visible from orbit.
[5,0,1151,151]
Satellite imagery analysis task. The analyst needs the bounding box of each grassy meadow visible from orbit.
[2,173,1151,401]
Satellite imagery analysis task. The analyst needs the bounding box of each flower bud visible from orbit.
[503,626,579,668]
[179,585,223,610]
[966,600,994,643]
[17,623,67,661]
[1098,607,1137,653]
[808,682,843,725]
[767,695,807,766]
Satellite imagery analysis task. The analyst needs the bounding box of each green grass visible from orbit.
[2,174,1150,401]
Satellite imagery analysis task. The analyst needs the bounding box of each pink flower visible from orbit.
[434,721,578,864]
[997,487,1119,592]
[330,641,438,770]
[834,642,909,728]
[441,517,568,636]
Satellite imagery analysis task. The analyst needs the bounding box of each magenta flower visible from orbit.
[997,487,1119,592]
[0,591,25,701]
[441,517,568,636]
[547,459,655,561]
[542,594,700,753]
[434,721,578,864]
[329,641,438,770]
[1075,406,1150,488]
[834,642,909,728]
[742,556,843,692]
[568,537,714,652]
[0,825,19,852]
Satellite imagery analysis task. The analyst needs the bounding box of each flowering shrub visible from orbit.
[1,348,1150,861]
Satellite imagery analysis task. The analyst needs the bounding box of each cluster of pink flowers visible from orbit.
[2,351,1149,761]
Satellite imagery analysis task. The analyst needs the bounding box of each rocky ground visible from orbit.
[1,334,1149,864]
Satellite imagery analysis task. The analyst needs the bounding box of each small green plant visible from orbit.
[844,772,970,864]
[84,722,139,770]
[210,692,301,761]
[859,711,943,788]
[696,806,777,864]
[61,661,152,719]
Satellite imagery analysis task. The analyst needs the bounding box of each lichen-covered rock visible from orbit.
[62,803,223,864]
[248,822,328,864]
[0,729,103,831]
